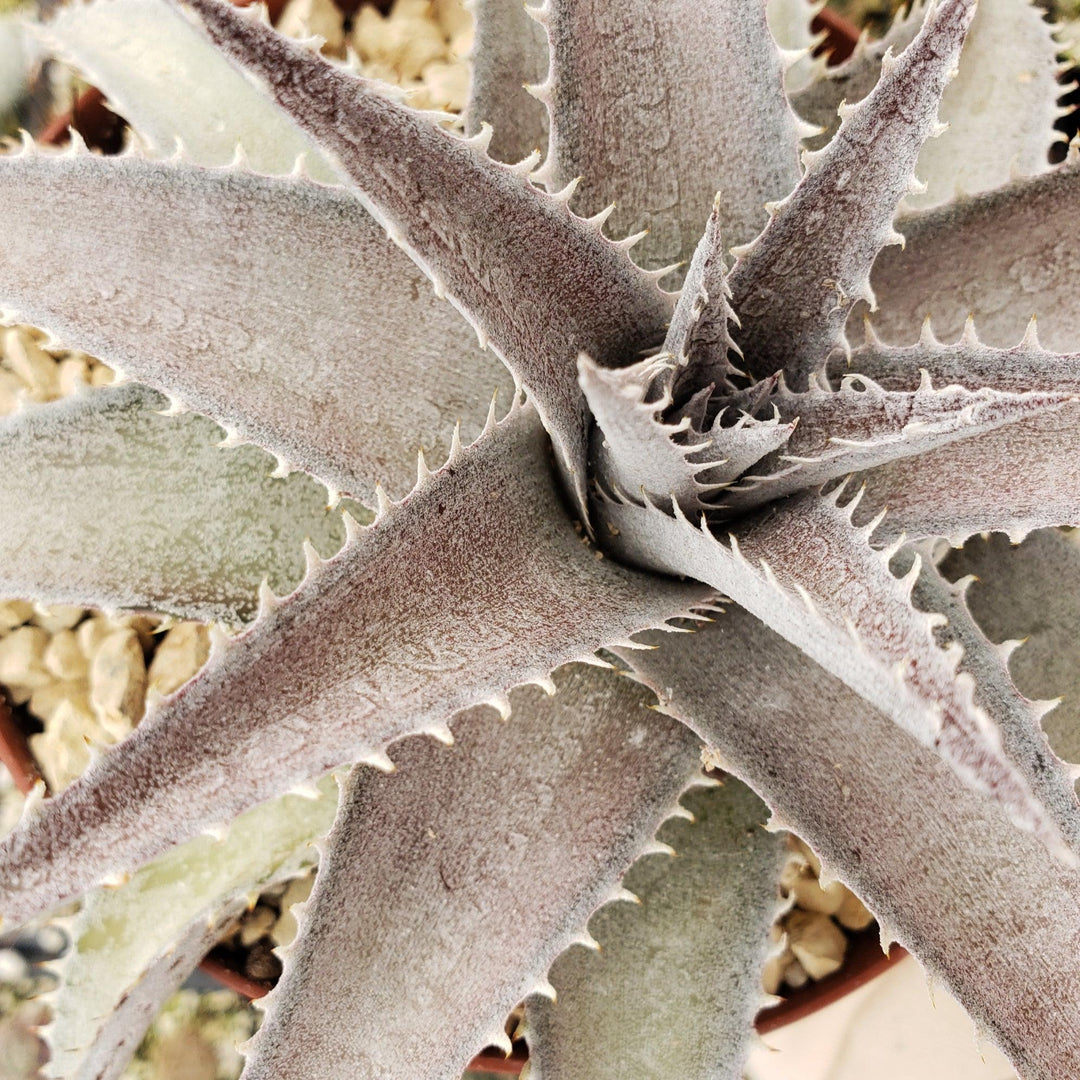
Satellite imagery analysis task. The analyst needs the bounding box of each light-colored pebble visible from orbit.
[88,363,114,387]
[0,368,24,415]
[434,0,471,40]
[2,327,58,401]
[791,835,822,877]
[77,615,118,659]
[835,890,875,931]
[0,600,33,634]
[43,629,89,682]
[239,905,277,948]
[783,862,848,916]
[30,603,84,634]
[148,622,210,698]
[152,1028,218,1080]
[782,958,809,989]
[28,680,92,726]
[278,0,346,51]
[786,909,848,981]
[353,2,448,81]
[89,627,147,735]
[0,948,28,984]
[762,946,793,997]
[56,355,90,397]
[30,698,102,791]
[0,626,52,703]
[416,59,469,112]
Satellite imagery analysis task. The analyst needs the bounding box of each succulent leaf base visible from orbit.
[1,0,1080,1076]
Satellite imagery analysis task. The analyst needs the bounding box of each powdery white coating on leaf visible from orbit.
[729,0,976,389]
[909,558,1080,858]
[868,162,1080,353]
[580,354,791,512]
[837,328,1080,394]
[790,2,920,144]
[241,665,703,1080]
[525,780,786,1080]
[0,404,710,925]
[718,373,1078,514]
[43,776,337,1080]
[621,612,1080,1080]
[582,354,709,510]
[0,384,346,622]
[902,0,1061,210]
[174,0,674,518]
[795,0,1060,207]
[539,0,802,267]
[465,0,549,165]
[597,488,1068,855]
[39,0,336,176]
[46,903,245,1080]
[0,152,512,503]
[662,196,744,398]
[939,530,1080,770]
[856,403,1080,545]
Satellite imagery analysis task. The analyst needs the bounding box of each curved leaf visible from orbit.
[868,161,1080,353]
[39,0,336,175]
[0,150,511,503]
[537,0,802,266]
[719,373,1077,515]
[43,776,337,1080]
[170,0,673,517]
[598,487,1068,854]
[793,0,1060,208]
[729,0,976,388]
[621,613,1080,1080]
[838,321,1080,395]
[525,779,785,1080]
[0,385,346,622]
[464,0,549,165]
[939,529,1080,768]
[243,666,704,1079]
[0,403,710,926]
[858,403,1080,545]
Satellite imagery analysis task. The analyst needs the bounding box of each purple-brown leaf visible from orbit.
[729,0,976,388]
[0,404,710,925]
[621,613,1080,1080]
[241,665,704,1079]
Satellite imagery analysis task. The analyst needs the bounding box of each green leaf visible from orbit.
[0,385,347,622]
[42,776,338,1080]
[525,779,785,1080]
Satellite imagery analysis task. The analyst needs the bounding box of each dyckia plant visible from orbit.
[1,0,1080,1076]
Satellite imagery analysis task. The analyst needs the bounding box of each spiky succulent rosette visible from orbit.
[1,0,1080,1077]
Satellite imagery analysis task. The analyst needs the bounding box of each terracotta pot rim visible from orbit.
[199,931,908,1075]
